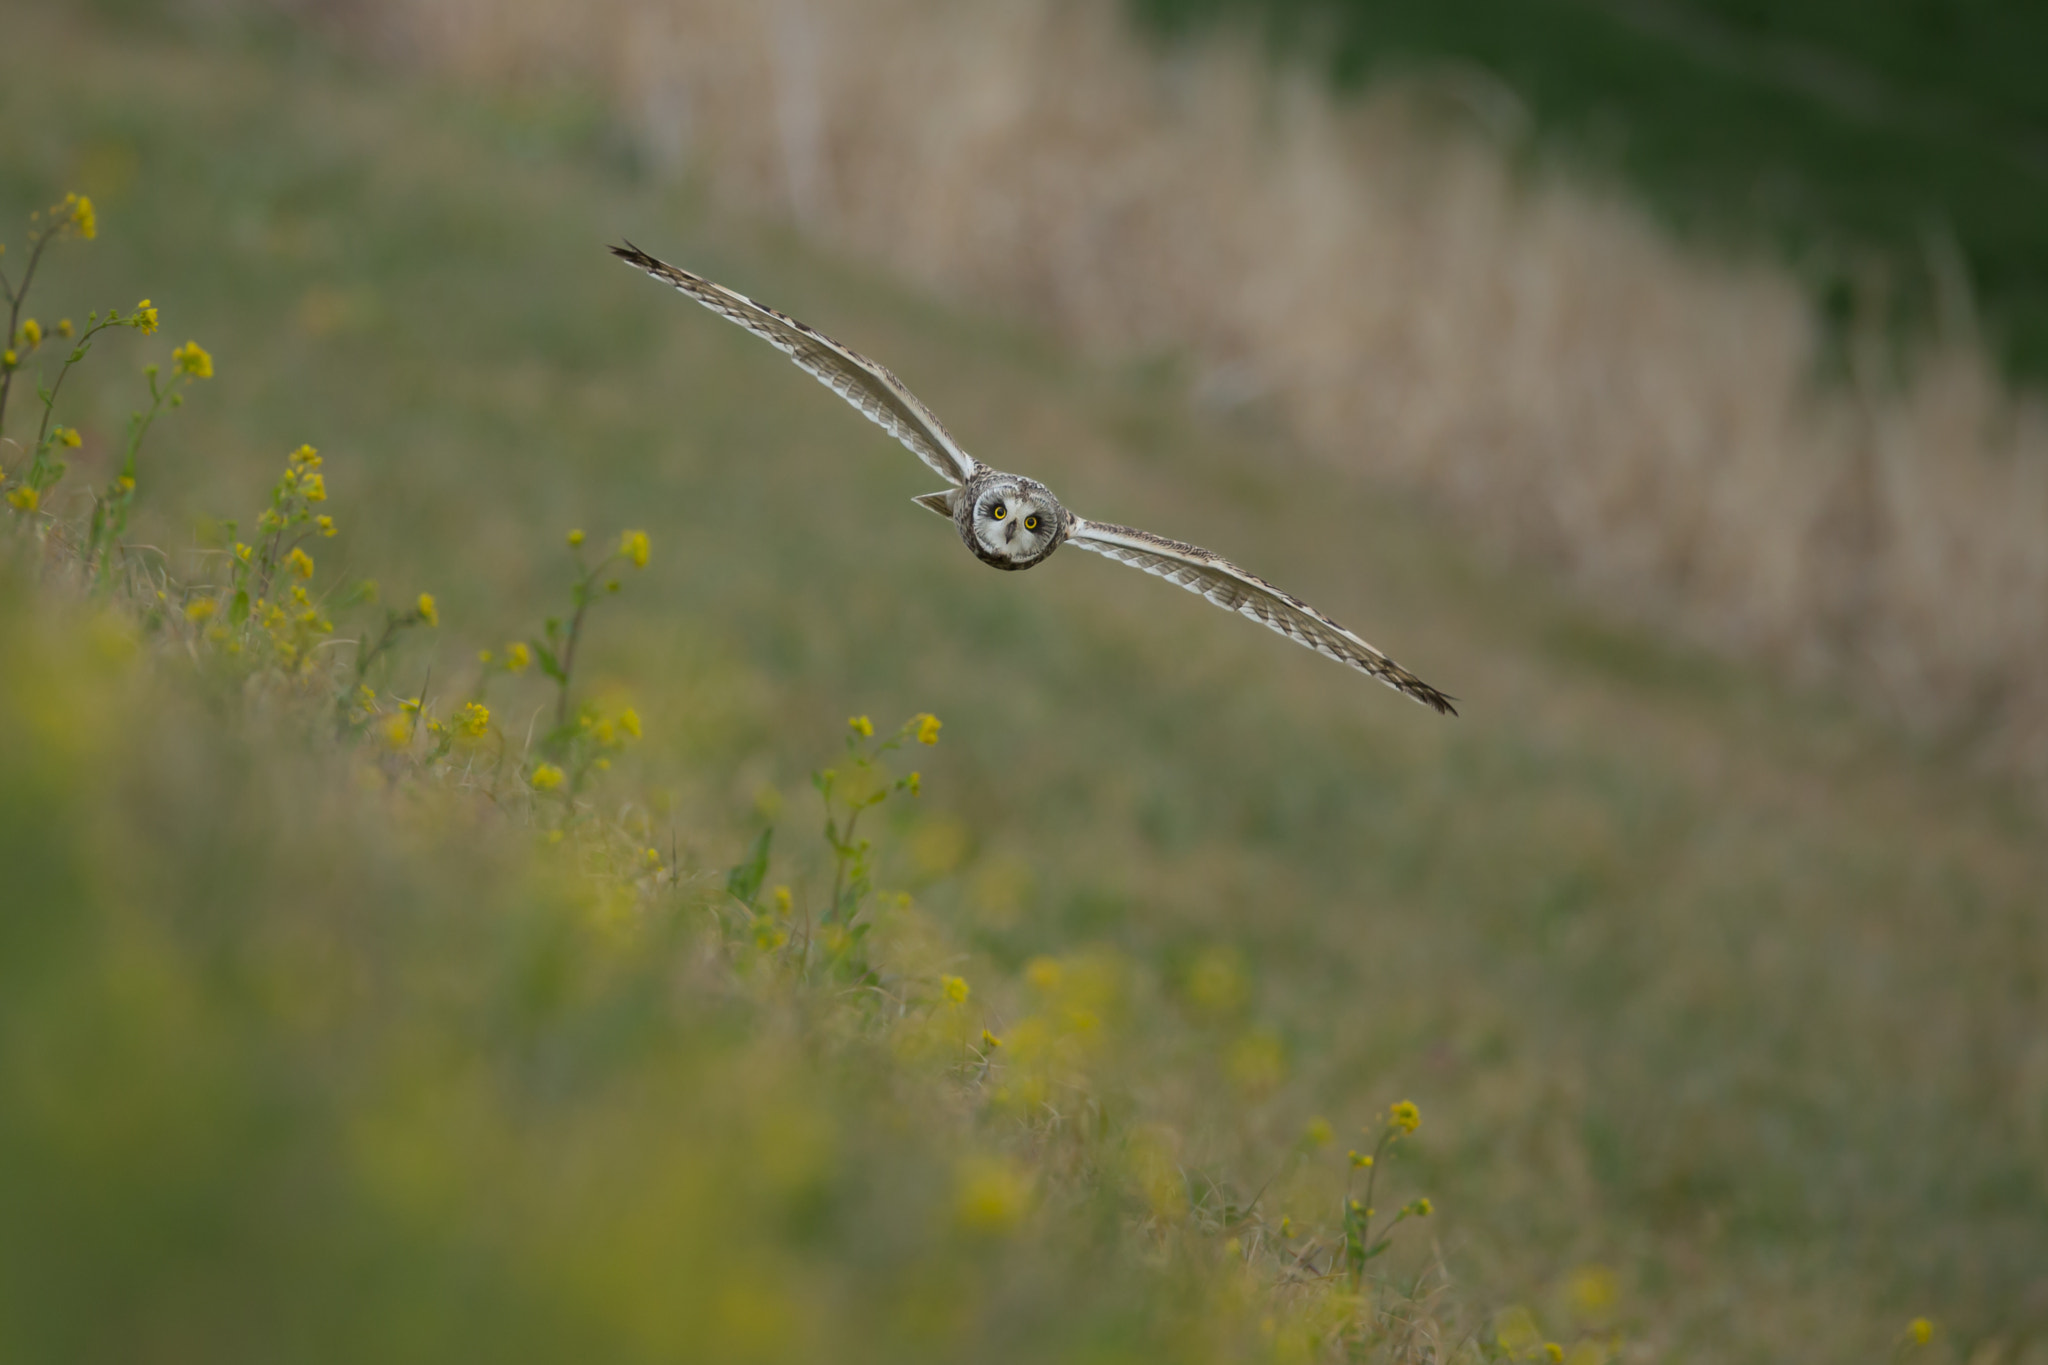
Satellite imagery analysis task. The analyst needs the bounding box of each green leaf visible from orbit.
[726,826,773,907]
[229,589,250,625]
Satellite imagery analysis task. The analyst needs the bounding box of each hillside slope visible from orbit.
[4,9,2045,1361]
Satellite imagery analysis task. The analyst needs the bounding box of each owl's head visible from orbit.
[965,475,1065,571]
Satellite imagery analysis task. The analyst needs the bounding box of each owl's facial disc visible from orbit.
[973,483,1059,566]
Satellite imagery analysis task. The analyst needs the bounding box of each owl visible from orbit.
[612,243,1455,715]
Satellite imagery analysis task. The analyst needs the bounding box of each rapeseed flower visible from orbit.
[953,1158,1031,1236]
[1,351,15,369]
[566,528,584,547]
[905,771,921,796]
[287,547,315,579]
[172,340,212,378]
[621,528,650,568]
[505,641,531,672]
[381,714,413,750]
[1545,1344,1564,1363]
[1390,1100,1421,1133]
[1408,1197,1433,1217]
[457,701,490,739]
[133,300,158,334]
[917,712,942,745]
[530,763,565,791]
[618,707,642,739]
[57,319,73,339]
[66,193,96,239]
[317,515,336,537]
[942,974,971,1005]
[19,319,41,348]
[291,444,321,467]
[300,472,326,501]
[1909,1319,1934,1346]
[1349,1150,1373,1169]
[981,1029,1003,1049]
[7,486,39,513]
[416,593,438,626]
[185,598,217,622]
[848,715,873,737]
[57,426,82,448]
[1304,1117,1334,1148]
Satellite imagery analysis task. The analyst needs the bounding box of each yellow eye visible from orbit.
[1024,515,1039,530]
[991,505,1006,520]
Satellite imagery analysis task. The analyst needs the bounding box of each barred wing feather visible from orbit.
[1067,519,1456,714]
[610,243,981,487]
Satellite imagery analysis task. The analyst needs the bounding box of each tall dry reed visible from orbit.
[329,0,2048,775]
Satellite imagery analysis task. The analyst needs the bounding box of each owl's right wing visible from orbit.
[611,243,981,487]
[1066,517,1457,714]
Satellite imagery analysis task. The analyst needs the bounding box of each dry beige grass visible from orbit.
[336,0,2048,774]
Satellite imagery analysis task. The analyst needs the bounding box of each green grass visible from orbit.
[1130,0,2048,381]
[5,6,2048,1361]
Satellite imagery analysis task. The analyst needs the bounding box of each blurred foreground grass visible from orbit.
[3,7,2046,1362]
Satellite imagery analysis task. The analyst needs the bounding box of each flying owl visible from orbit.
[611,243,1455,715]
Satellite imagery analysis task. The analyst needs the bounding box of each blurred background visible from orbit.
[4,0,2045,1360]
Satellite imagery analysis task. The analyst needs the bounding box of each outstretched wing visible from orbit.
[611,243,980,487]
[1066,518,1457,714]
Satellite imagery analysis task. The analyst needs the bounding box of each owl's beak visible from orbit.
[1004,521,1017,544]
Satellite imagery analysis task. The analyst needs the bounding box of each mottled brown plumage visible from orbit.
[611,242,1455,715]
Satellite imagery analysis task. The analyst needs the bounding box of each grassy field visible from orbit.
[4,7,2047,1361]
[1132,0,2048,379]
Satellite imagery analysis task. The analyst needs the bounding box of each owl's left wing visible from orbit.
[611,243,982,487]
[1066,518,1457,714]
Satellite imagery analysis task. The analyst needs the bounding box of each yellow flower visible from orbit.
[172,340,213,378]
[1025,957,1063,994]
[19,319,41,348]
[981,1029,1003,1049]
[57,319,73,339]
[772,885,793,916]
[291,444,321,467]
[415,593,438,626]
[67,194,96,239]
[848,715,874,738]
[286,546,315,579]
[1909,1319,1934,1346]
[1349,1150,1374,1169]
[317,515,336,537]
[300,472,326,502]
[116,475,135,493]
[1,350,15,369]
[457,701,490,738]
[621,529,650,568]
[953,1157,1031,1236]
[1390,1100,1421,1134]
[7,486,39,513]
[505,641,531,672]
[644,846,661,867]
[57,426,82,448]
[1304,1117,1334,1148]
[1567,1265,1616,1317]
[184,597,217,622]
[618,707,642,739]
[381,713,413,750]
[1409,1196,1433,1217]
[234,542,253,563]
[530,763,565,791]
[942,974,971,1005]
[566,528,585,547]
[1545,1344,1564,1363]
[133,300,158,334]
[916,712,942,745]
[1278,1216,1294,1239]
[906,771,921,796]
